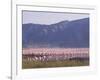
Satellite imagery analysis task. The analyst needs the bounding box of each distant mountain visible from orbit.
[22,18,89,48]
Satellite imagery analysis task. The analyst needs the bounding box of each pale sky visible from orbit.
[22,11,89,25]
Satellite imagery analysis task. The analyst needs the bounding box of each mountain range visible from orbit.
[22,18,89,48]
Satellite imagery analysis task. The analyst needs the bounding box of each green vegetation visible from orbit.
[22,59,89,69]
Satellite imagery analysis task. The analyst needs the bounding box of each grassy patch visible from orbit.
[22,59,89,69]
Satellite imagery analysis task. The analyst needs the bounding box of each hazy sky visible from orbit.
[22,11,89,25]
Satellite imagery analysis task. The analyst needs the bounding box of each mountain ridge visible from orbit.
[22,18,89,48]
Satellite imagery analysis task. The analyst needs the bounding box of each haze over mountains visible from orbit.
[22,18,89,48]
